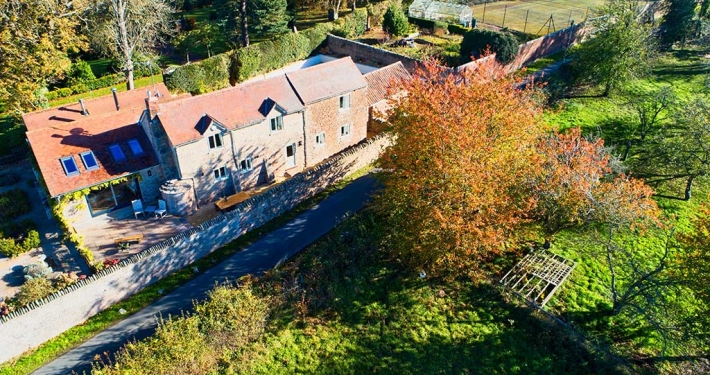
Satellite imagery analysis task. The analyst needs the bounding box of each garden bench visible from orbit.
[114,234,144,248]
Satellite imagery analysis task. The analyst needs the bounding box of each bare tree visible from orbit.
[86,0,175,90]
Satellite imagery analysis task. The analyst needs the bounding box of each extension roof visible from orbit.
[363,62,411,106]
[285,57,367,104]
[22,83,171,132]
[27,110,160,198]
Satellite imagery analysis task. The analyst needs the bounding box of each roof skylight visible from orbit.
[60,156,80,176]
[109,144,126,163]
[127,139,144,156]
[79,151,100,171]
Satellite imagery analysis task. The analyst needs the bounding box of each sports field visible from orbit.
[471,0,605,35]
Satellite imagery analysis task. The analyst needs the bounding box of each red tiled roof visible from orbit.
[22,83,171,132]
[26,110,160,197]
[363,62,411,106]
[156,75,304,147]
[286,57,367,104]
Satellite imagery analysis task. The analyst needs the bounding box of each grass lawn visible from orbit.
[87,58,114,78]
[538,46,710,359]
[0,166,373,375]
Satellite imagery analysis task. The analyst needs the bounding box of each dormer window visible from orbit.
[127,139,144,156]
[79,151,99,171]
[339,94,350,109]
[208,133,223,149]
[60,156,80,176]
[109,144,126,163]
[270,116,283,132]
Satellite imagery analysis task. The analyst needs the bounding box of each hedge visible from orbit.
[165,54,230,94]
[408,16,472,35]
[45,73,126,101]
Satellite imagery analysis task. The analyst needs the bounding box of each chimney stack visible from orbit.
[79,99,88,115]
[111,88,120,111]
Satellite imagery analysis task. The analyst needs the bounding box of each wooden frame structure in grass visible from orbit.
[500,250,576,308]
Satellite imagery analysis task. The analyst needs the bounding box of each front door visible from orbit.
[286,143,296,168]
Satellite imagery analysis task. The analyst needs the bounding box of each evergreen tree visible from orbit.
[249,0,290,37]
[660,0,697,49]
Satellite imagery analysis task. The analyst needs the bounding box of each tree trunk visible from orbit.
[622,140,631,161]
[240,0,249,47]
[117,0,135,90]
[684,174,695,201]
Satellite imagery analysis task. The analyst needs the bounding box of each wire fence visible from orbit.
[471,0,596,35]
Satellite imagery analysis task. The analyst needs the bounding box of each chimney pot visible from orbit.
[79,99,88,116]
[111,88,120,111]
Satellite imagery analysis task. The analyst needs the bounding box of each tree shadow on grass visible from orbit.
[263,210,631,375]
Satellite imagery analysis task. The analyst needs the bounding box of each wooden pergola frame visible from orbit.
[500,250,576,308]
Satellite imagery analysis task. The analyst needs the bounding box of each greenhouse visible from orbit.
[409,0,474,27]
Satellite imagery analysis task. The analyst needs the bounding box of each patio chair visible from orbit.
[131,199,145,219]
[155,199,167,219]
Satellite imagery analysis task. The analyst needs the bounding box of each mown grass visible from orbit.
[87,58,113,78]
[0,166,372,375]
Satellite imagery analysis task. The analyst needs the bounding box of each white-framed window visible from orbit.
[315,132,325,146]
[79,151,100,171]
[213,166,228,181]
[339,94,350,109]
[239,157,253,173]
[270,116,284,132]
[60,156,80,176]
[340,124,351,137]
[208,133,223,149]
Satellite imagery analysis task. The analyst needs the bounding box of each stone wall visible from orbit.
[457,23,589,73]
[0,134,391,365]
[326,35,424,73]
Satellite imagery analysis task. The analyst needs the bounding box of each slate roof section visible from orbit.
[27,110,160,198]
[22,83,171,132]
[363,62,410,106]
[286,57,368,105]
[156,75,304,147]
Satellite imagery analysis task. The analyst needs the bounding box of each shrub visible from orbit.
[23,262,53,280]
[383,4,409,36]
[448,23,471,35]
[165,63,206,94]
[200,54,230,91]
[0,188,31,223]
[21,229,41,252]
[66,60,97,86]
[0,173,20,187]
[333,8,368,38]
[44,91,59,101]
[55,87,73,98]
[460,28,519,64]
[0,238,21,257]
[70,83,89,95]
[12,277,54,307]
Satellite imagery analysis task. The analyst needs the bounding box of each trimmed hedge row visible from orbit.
[408,16,472,35]
[165,4,403,94]
[45,74,125,101]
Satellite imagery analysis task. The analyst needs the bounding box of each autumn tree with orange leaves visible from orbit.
[375,62,546,279]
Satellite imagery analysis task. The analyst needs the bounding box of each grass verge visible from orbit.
[0,165,373,375]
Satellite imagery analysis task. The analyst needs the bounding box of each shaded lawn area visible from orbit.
[232,210,626,374]
[87,58,113,78]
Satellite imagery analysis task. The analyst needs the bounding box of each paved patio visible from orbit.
[72,206,193,263]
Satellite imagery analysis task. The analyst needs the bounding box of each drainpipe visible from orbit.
[111,88,120,111]
[301,110,308,167]
[228,130,242,192]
